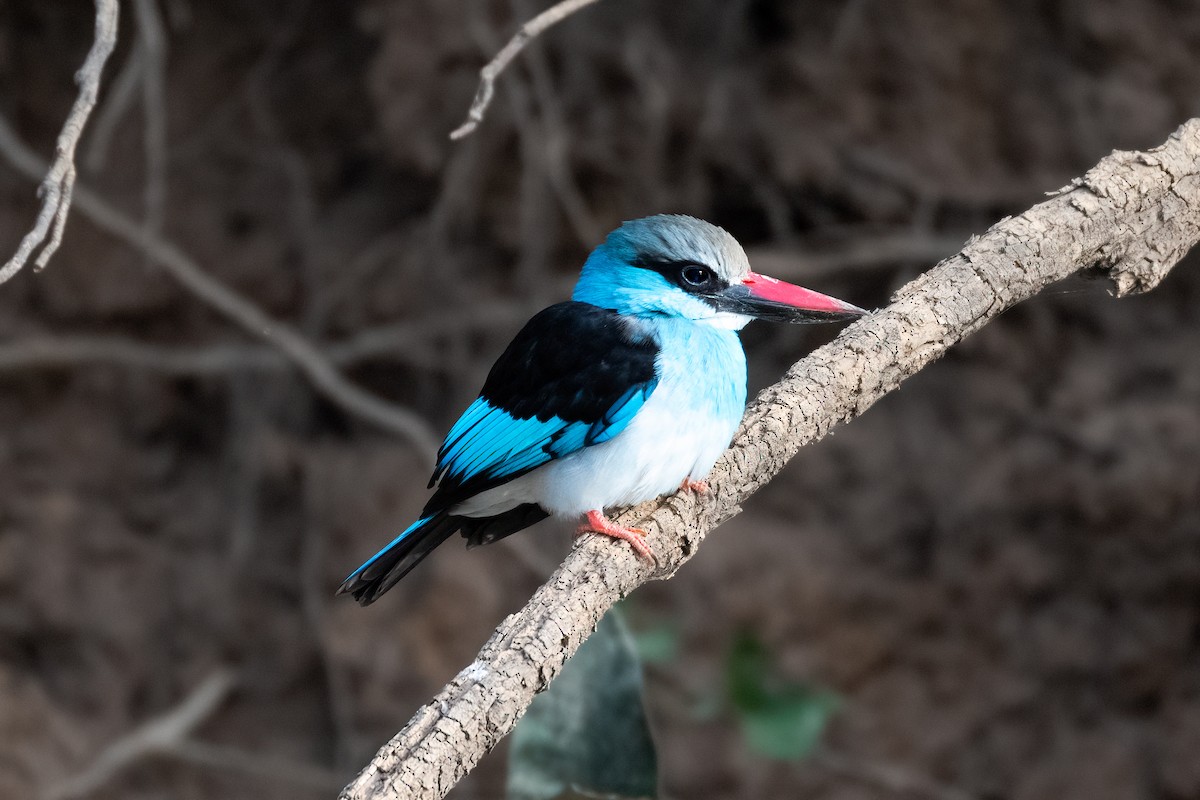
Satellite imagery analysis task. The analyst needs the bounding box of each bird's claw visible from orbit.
[575,524,645,537]
[577,510,656,562]
[680,478,710,495]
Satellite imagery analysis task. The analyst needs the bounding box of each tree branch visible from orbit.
[0,0,118,286]
[0,114,440,455]
[449,0,603,140]
[130,0,169,248]
[43,667,344,796]
[84,37,146,172]
[340,119,1200,800]
[46,669,236,800]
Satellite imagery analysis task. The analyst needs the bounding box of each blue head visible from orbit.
[572,215,865,329]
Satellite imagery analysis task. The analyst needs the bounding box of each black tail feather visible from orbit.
[460,504,549,548]
[338,504,552,605]
[337,512,459,605]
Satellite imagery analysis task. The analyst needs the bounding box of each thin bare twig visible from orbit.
[0,0,119,285]
[43,667,343,797]
[0,113,440,454]
[0,226,976,378]
[84,40,145,171]
[518,0,604,245]
[830,0,871,54]
[506,71,556,287]
[0,225,961,377]
[461,5,557,288]
[45,669,237,800]
[224,373,266,570]
[745,231,970,281]
[449,0,603,140]
[617,29,675,211]
[0,294,553,377]
[131,0,169,247]
[303,453,362,772]
[307,230,409,329]
[242,0,326,334]
[167,741,345,794]
[812,748,979,800]
[0,336,276,374]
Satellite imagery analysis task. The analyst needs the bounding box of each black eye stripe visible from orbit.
[631,256,728,295]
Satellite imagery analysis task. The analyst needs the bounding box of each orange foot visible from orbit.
[576,510,655,562]
[680,478,710,495]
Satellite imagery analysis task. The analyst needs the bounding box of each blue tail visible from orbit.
[338,504,551,605]
[337,512,457,605]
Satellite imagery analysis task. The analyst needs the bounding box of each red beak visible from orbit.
[713,271,867,323]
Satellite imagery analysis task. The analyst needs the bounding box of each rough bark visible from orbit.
[341,119,1200,800]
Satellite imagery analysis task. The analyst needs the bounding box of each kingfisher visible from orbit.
[339,215,865,605]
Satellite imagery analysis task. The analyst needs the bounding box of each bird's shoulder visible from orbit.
[480,301,660,422]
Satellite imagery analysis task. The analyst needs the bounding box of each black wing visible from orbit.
[425,301,660,512]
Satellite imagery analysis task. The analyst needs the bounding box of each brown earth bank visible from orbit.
[1,1,1199,798]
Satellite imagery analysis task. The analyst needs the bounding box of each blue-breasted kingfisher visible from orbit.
[339,215,866,605]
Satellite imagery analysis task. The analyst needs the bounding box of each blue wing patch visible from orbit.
[433,378,658,491]
[585,381,656,446]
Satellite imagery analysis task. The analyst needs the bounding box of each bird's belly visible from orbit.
[526,385,739,516]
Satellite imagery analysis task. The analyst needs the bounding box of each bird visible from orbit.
[338,215,865,605]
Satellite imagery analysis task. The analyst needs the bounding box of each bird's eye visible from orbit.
[680,264,714,288]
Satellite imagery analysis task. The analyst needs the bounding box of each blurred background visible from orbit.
[2,1,1200,798]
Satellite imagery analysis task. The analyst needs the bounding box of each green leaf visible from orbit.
[631,624,680,665]
[507,609,658,800]
[738,687,839,760]
[726,631,839,761]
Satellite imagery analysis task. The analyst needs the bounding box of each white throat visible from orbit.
[698,311,752,330]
